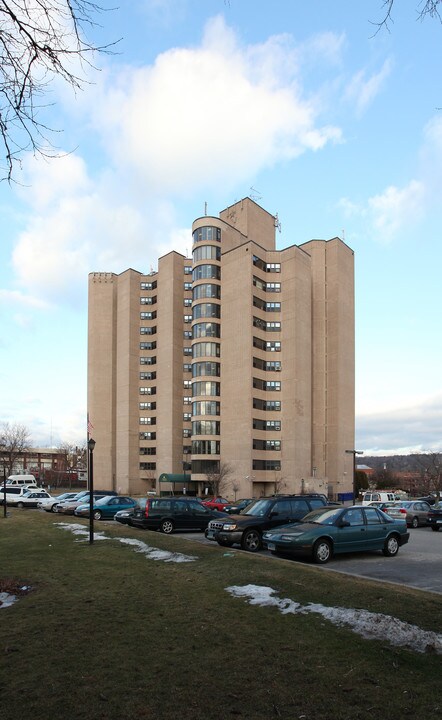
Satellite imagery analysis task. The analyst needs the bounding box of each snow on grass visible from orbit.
[55,523,197,562]
[226,584,442,655]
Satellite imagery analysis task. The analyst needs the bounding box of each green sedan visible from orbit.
[74,495,138,520]
[263,505,409,564]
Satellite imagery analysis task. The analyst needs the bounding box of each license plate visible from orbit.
[206,530,215,539]
[267,542,276,551]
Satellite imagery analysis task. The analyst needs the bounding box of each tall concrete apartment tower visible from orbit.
[88,198,355,499]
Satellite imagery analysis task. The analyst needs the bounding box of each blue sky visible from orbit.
[1,0,441,455]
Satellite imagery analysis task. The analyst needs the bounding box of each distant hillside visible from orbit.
[362,454,439,472]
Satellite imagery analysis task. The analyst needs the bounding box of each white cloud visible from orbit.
[345,58,392,115]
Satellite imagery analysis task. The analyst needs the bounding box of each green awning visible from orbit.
[158,473,191,483]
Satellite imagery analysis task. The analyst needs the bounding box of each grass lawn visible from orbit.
[1,508,441,720]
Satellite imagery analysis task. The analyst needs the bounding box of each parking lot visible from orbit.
[178,525,442,594]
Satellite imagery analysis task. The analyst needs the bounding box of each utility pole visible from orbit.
[345,450,363,505]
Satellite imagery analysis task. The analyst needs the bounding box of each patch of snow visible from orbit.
[226,584,442,655]
[0,592,17,608]
[55,524,196,562]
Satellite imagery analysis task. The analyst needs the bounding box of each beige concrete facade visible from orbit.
[87,198,355,499]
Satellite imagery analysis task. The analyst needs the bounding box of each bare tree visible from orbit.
[372,1,442,34]
[0,421,31,476]
[230,479,240,500]
[205,462,233,497]
[0,1,117,180]
[273,472,287,495]
[411,452,442,495]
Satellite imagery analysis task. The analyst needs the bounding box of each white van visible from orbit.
[362,491,396,506]
[7,474,37,486]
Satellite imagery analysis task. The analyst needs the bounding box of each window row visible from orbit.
[253,337,281,352]
[140,371,156,380]
[140,402,156,410]
[192,226,221,243]
[140,432,156,440]
[193,322,220,339]
[192,420,220,435]
[253,317,281,332]
[253,419,281,431]
[253,439,281,451]
[192,265,220,282]
[252,256,281,273]
[192,303,221,320]
[140,417,156,425]
[253,357,282,372]
[252,460,281,471]
[253,297,281,312]
[140,447,156,455]
[192,342,220,358]
[253,399,281,411]
[140,281,157,290]
[140,462,156,470]
[192,440,220,455]
[192,401,220,416]
[140,311,157,319]
[140,296,157,305]
[140,342,156,350]
[140,387,156,395]
[192,361,220,378]
[140,326,156,335]
[193,283,221,301]
[253,378,281,391]
[140,356,156,365]
[253,277,281,292]
[192,381,220,397]
[193,245,221,262]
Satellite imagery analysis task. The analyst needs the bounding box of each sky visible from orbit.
[1,0,442,456]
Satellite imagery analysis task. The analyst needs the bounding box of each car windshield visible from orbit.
[95,496,112,505]
[301,507,343,525]
[242,499,273,516]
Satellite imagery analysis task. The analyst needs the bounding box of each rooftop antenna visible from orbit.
[204,201,208,216]
[249,186,262,202]
[274,213,282,233]
[342,229,345,242]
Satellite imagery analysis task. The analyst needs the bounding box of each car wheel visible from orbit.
[383,534,399,556]
[51,504,58,513]
[160,519,174,534]
[241,529,261,552]
[313,538,332,564]
[411,516,419,529]
[431,525,440,532]
[93,510,102,520]
[17,502,24,508]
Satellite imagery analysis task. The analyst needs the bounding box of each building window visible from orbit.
[266,322,281,332]
[140,402,156,410]
[192,342,220,358]
[252,439,281,451]
[141,296,156,305]
[252,316,266,331]
[140,356,157,365]
[192,400,220,416]
[265,361,281,372]
[184,315,192,323]
[192,459,220,474]
[140,447,156,455]
[140,387,156,395]
[183,363,192,372]
[252,460,281,471]
[192,381,220,397]
[140,326,157,335]
[266,302,281,312]
[192,226,221,243]
[140,371,156,380]
[253,419,281,431]
[184,330,192,339]
[266,263,281,273]
[183,347,192,356]
[192,303,221,320]
[252,336,266,351]
[140,281,157,290]
[140,417,156,425]
[140,462,156,470]
[140,432,156,440]
[253,275,266,291]
[266,283,281,292]
[184,265,192,275]
[184,298,192,307]
[192,420,220,435]
[183,379,192,389]
[193,283,221,300]
[192,439,220,454]
[253,255,266,272]
[192,361,220,377]
[253,377,265,391]
[183,412,192,421]
[140,311,157,320]
[192,322,220,339]
[184,282,192,291]
[193,245,221,262]
[183,396,192,405]
[264,400,281,411]
[183,428,192,438]
[140,342,157,350]
[266,341,281,352]
[265,381,281,391]
[192,264,221,282]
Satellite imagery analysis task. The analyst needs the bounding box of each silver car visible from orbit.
[387,500,432,528]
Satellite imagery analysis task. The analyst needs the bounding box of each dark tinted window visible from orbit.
[364,507,382,524]
[290,499,310,514]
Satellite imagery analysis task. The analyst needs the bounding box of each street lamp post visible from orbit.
[345,449,363,505]
[2,463,6,519]
[88,438,96,544]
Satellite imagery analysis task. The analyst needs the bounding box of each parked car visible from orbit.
[114,506,141,525]
[387,500,431,528]
[224,498,255,514]
[263,505,410,564]
[427,505,442,531]
[9,490,53,508]
[129,496,228,533]
[56,490,118,515]
[201,496,231,511]
[418,495,438,506]
[368,501,397,513]
[74,495,138,520]
[38,492,79,513]
[1,484,41,505]
[206,494,331,552]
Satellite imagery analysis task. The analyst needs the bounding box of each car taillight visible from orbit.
[399,508,407,514]
[144,502,150,518]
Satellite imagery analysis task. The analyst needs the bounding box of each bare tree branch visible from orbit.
[0,0,118,181]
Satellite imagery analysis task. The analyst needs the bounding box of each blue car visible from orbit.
[74,495,138,520]
[263,504,410,564]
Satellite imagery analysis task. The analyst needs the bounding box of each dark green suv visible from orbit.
[205,494,331,552]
